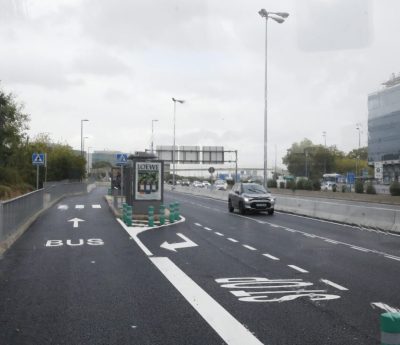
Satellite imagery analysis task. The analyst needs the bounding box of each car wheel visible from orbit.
[239,201,246,215]
[267,209,274,215]
[228,199,234,213]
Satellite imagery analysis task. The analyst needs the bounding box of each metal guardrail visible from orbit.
[0,189,44,241]
[0,182,89,243]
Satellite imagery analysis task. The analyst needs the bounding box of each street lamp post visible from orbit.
[80,119,89,157]
[151,119,159,153]
[356,124,361,177]
[323,131,327,173]
[87,146,92,175]
[172,98,185,189]
[83,136,89,176]
[258,9,289,188]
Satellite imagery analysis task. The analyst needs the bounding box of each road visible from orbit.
[1,186,400,344]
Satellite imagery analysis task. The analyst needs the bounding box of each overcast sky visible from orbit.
[1,0,399,169]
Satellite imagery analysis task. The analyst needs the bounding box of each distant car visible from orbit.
[214,180,228,190]
[192,181,203,188]
[176,180,182,185]
[202,181,211,187]
[228,182,275,215]
[182,179,190,186]
[321,181,337,191]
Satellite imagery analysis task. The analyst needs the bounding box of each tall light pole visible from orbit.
[322,131,327,147]
[83,136,89,175]
[151,119,159,153]
[258,9,289,188]
[80,119,89,157]
[87,146,92,175]
[356,124,361,177]
[172,98,185,188]
[322,131,327,173]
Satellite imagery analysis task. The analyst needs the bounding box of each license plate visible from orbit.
[257,203,267,207]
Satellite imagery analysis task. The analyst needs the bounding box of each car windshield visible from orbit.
[242,184,267,194]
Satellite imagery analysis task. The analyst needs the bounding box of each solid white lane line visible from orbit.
[242,244,257,251]
[384,255,400,261]
[227,238,239,243]
[262,253,280,261]
[204,227,213,231]
[351,246,370,252]
[325,239,339,244]
[303,233,316,238]
[215,232,224,236]
[194,223,202,227]
[117,219,153,256]
[288,265,309,273]
[284,228,296,233]
[92,204,101,208]
[320,279,348,291]
[75,205,84,209]
[150,257,264,345]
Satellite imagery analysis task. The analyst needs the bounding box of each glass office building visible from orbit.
[368,74,400,182]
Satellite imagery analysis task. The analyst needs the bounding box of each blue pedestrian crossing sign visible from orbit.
[116,153,128,165]
[32,153,45,166]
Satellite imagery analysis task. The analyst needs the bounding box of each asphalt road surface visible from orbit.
[1,186,400,344]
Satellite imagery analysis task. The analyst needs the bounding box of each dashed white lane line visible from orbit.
[204,227,213,231]
[320,279,348,291]
[92,204,102,209]
[384,255,400,262]
[150,257,264,345]
[270,224,280,228]
[75,205,84,209]
[288,265,309,273]
[215,232,224,236]
[227,238,239,243]
[325,239,339,244]
[57,205,68,210]
[350,246,370,252]
[303,233,316,238]
[262,253,280,261]
[194,223,202,227]
[242,244,257,251]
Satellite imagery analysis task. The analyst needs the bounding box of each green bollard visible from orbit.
[381,312,400,345]
[159,205,165,225]
[174,202,180,221]
[126,206,132,226]
[148,206,154,227]
[169,203,175,223]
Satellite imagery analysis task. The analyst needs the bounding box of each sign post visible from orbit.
[116,153,128,196]
[32,153,46,190]
[374,162,383,181]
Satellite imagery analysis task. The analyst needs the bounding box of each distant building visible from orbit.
[92,150,121,167]
[368,74,400,182]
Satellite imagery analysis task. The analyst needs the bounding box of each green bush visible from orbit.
[279,181,285,189]
[312,180,321,191]
[366,183,376,195]
[332,184,337,192]
[303,180,313,190]
[390,181,400,196]
[296,179,306,190]
[341,185,347,193]
[355,180,364,194]
[267,179,277,188]
[286,180,296,191]
[0,185,12,199]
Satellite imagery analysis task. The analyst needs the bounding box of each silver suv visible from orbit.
[228,182,275,215]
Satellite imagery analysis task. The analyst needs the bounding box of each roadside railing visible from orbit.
[0,182,92,250]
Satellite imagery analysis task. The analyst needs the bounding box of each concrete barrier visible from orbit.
[167,185,400,233]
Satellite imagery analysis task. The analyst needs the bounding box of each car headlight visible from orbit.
[244,197,250,202]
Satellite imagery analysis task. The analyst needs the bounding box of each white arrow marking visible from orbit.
[160,233,198,252]
[371,302,400,313]
[68,218,85,228]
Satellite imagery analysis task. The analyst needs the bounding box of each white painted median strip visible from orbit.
[215,232,224,236]
[242,244,257,251]
[150,257,264,345]
[262,253,280,261]
[288,265,308,273]
[227,238,239,243]
[320,279,348,291]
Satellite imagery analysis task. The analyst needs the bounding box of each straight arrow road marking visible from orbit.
[68,218,85,228]
[160,233,198,252]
